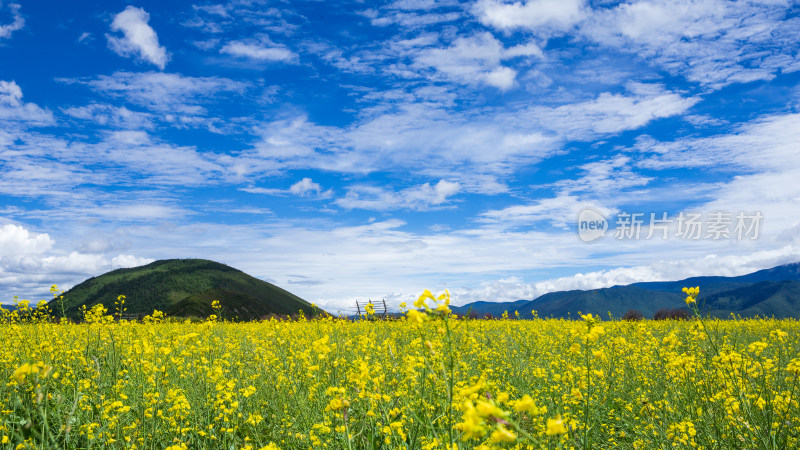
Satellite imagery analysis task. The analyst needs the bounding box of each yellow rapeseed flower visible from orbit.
[546,415,567,436]
[489,425,516,443]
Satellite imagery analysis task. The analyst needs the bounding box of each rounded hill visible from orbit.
[52,259,315,320]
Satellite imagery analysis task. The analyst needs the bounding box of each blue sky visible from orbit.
[2,0,800,312]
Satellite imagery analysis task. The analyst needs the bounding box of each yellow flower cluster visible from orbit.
[0,288,798,448]
[683,285,700,305]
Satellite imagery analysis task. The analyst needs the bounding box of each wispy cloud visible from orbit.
[220,38,298,63]
[580,0,800,88]
[236,83,695,183]
[64,71,247,112]
[61,103,153,129]
[241,178,333,199]
[0,81,54,125]
[335,180,461,211]
[0,2,24,39]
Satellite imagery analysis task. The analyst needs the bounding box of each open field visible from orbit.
[1,294,800,449]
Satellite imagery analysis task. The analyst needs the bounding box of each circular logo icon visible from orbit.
[577,207,608,242]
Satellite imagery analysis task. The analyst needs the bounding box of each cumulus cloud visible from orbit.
[474,0,586,33]
[107,6,169,69]
[0,223,154,301]
[289,178,325,196]
[413,32,543,90]
[0,224,53,257]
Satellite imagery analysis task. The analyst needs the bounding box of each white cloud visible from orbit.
[479,194,588,229]
[241,177,333,199]
[580,0,800,88]
[61,103,153,129]
[528,82,699,139]
[0,2,24,39]
[96,131,225,186]
[220,40,298,63]
[60,72,248,117]
[474,0,586,33]
[236,83,693,186]
[290,178,324,196]
[0,224,155,301]
[555,156,652,196]
[0,80,54,125]
[637,112,800,233]
[0,124,230,204]
[366,9,462,28]
[335,180,460,211]
[504,42,544,58]
[80,204,194,221]
[639,113,800,173]
[387,0,459,10]
[111,254,155,268]
[0,224,53,257]
[0,80,21,105]
[107,6,169,69]
[413,32,544,90]
[484,67,517,90]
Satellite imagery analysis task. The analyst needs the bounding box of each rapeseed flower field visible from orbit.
[1,288,799,449]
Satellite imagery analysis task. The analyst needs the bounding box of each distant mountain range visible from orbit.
[451,262,800,319]
[52,259,315,321]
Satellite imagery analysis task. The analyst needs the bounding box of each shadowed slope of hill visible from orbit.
[53,259,314,320]
[520,286,686,319]
[702,280,800,319]
[450,300,531,317]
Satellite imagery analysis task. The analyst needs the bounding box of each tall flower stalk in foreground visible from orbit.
[409,289,457,444]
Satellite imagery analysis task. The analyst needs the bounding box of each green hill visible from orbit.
[52,259,315,320]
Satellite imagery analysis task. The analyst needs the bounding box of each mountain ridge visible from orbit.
[452,262,800,319]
